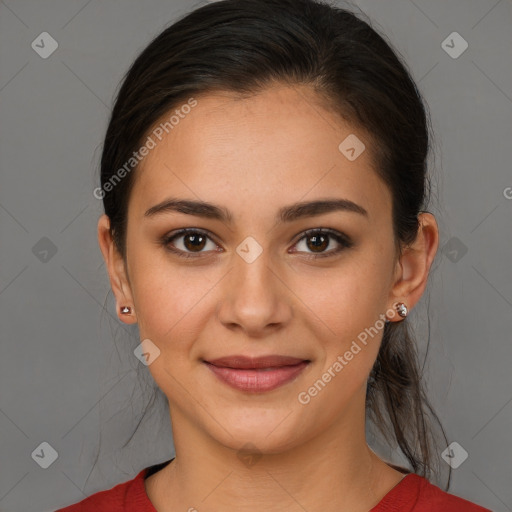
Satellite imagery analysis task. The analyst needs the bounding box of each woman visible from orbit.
[56,0,492,510]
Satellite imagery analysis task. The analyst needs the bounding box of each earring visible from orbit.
[395,302,408,318]
[120,306,132,315]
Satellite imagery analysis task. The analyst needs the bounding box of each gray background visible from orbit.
[0,0,511,511]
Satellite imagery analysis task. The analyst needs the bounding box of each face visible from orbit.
[99,84,427,455]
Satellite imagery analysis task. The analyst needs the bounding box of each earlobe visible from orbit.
[386,213,439,321]
[97,214,137,324]
[385,301,409,323]
[119,305,137,324]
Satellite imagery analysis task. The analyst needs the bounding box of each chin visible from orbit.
[226,433,301,457]
[208,409,308,455]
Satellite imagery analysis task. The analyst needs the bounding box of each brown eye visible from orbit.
[162,229,219,258]
[305,232,329,252]
[183,232,207,252]
[292,228,353,258]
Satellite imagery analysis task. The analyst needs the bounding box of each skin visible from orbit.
[98,84,439,512]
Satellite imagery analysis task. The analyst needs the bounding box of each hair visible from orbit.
[97,0,451,490]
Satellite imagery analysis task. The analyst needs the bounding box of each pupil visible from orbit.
[185,234,205,251]
[308,234,328,252]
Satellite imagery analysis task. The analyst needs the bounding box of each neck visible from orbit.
[147,389,404,512]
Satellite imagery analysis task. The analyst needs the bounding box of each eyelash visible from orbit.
[161,227,354,260]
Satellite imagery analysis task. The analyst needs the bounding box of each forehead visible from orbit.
[129,85,391,224]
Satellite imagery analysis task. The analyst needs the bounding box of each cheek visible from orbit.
[128,251,218,355]
[289,253,389,393]
[130,261,215,400]
[291,251,389,339]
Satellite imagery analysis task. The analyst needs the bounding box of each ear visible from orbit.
[97,214,137,324]
[387,212,439,322]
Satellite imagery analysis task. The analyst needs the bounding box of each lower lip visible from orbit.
[204,361,309,392]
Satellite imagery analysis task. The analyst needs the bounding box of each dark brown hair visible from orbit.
[98,0,450,489]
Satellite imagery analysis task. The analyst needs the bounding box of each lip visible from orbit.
[203,355,310,392]
[206,355,308,369]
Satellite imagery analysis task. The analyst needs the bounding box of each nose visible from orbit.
[216,249,294,338]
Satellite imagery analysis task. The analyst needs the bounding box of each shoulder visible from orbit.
[378,473,493,512]
[53,467,154,512]
[54,458,173,511]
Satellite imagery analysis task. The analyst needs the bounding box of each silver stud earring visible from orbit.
[120,306,132,315]
[395,302,408,318]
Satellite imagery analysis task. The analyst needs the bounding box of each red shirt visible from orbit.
[55,460,492,512]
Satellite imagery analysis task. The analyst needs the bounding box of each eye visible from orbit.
[161,228,221,258]
[161,227,353,260]
[291,228,353,259]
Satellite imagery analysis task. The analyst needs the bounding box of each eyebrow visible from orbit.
[144,197,368,224]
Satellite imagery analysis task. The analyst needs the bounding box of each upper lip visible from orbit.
[204,355,309,369]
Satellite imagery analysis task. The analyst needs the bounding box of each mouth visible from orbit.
[203,355,311,393]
